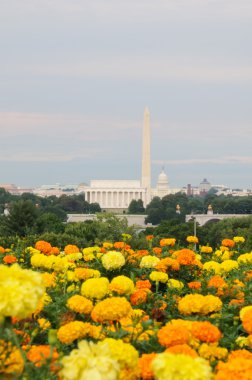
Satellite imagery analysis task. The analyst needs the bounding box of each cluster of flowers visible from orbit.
[0,235,252,379]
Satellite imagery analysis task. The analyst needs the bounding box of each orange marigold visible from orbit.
[208,275,227,289]
[221,239,235,248]
[191,321,221,343]
[242,309,252,334]
[173,249,196,265]
[50,246,60,255]
[146,235,154,241]
[165,344,198,358]
[188,281,202,289]
[136,280,152,289]
[64,244,80,254]
[3,255,17,264]
[138,353,156,380]
[0,246,5,254]
[157,323,190,347]
[26,345,59,367]
[215,356,252,380]
[114,241,125,249]
[155,257,180,272]
[57,321,91,344]
[35,240,52,254]
[130,289,148,306]
[160,238,176,247]
[152,247,162,255]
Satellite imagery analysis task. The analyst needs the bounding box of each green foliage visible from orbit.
[128,199,145,214]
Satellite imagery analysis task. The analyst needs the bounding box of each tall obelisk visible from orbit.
[141,107,151,205]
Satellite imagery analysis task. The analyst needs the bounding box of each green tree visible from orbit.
[128,199,145,214]
[2,200,39,236]
[36,212,64,234]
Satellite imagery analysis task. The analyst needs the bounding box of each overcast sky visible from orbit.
[0,0,252,189]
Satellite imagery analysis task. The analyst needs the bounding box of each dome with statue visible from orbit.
[157,168,169,190]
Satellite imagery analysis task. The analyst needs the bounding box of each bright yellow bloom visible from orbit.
[98,338,139,369]
[178,294,222,315]
[102,251,126,270]
[233,236,245,243]
[60,340,120,380]
[203,261,221,274]
[0,264,44,319]
[140,255,160,268]
[57,321,92,344]
[0,340,24,377]
[152,353,212,380]
[220,260,238,272]
[91,297,132,323]
[109,275,135,295]
[167,279,184,289]
[67,295,93,314]
[81,277,109,300]
[186,236,199,244]
[149,271,168,283]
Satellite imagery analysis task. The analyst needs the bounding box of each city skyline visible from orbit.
[0,1,252,189]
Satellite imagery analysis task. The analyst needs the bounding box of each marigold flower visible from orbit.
[152,353,212,380]
[0,246,5,254]
[155,257,180,272]
[64,244,80,254]
[160,238,176,247]
[67,295,93,314]
[173,249,196,265]
[41,272,56,288]
[0,264,44,319]
[140,255,160,268]
[221,239,235,248]
[27,345,59,367]
[138,353,156,380]
[188,281,201,289]
[81,277,109,300]
[186,235,199,244]
[102,251,126,270]
[57,321,91,344]
[91,297,132,323]
[152,247,162,255]
[3,255,17,264]
[136,280,152,289]
[157,323,190,347]
[167,279,184,289]
[178,294,222,315]
[98,338,138,369]
[149,271,168,283]
[241,309,252,334]
[207,275,227,289]
[60,340,120,380]
[74,267,100,280]
[191,321,221,343]
[130,289,149,306]
[198,343,228,362]
[215,356,252,380]
[200,246,213,254]
[0,340,24,377]
[109,275,135,295]
[37,318,51,330]
[220,260,238,272]
[35,240,52,254]
[203,261,221,274]
[165,344,198,358]
[233,236,245,244]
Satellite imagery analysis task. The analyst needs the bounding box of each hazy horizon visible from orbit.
[1,0,252,189]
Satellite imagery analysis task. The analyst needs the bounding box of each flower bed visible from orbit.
[0,235,252,379]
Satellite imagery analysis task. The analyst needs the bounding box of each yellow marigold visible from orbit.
[173,249,196,265]
[240,305,252,320]
[81,277,109,300]
[220,260,238,272]
[74,267,100,280]
[160,238,176,247]
[67,295,93,314]
[178,294,222,315]
[98,338,139,369]
[152,353,212,380]
[91,297,132,323]
[60,340,120,380]
[157,323,190,347]
[57,321,91,344]
[149,271,168,283]
[200,246,213,254]
[41,272,56,288]
[221,238,235,248]
[0,264,44,319]
[233,236,245,244]
[35,240,52,254]
[186,235,199,244]
[64,244,80,254]
[26,345,59,367]
[167,279,184,289]
[198,343,228,362]
[203,261,221,274]
[109,275,135,295]
[103,242,114,249]
[237,253,252,265]
[140,255,160,268]
[0,340,24,377]
[191,321,221,343]
[37,318,51,330]
[101,251,126,270]
[165,344,198,358]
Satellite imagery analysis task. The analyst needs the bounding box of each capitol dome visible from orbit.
[157,168,168,190]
